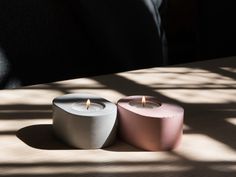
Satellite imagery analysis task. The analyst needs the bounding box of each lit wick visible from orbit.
[142,96,146,107]
[86,99,91,110]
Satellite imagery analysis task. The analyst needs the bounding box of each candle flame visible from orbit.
[142,96,146,107]
[86,99,90,110]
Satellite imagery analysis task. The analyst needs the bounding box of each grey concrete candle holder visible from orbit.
[52,93,117,149]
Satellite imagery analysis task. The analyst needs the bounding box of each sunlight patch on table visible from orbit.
[157,89,236,103]
[0,163,191,176]
[56,78,106,88]
[177,134,236,161]
[119,67,236,88]
[226,118,236,126]
[68,89,125,102]
[220,67,236,73]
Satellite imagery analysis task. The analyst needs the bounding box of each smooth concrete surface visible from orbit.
[118,95,184,151]
[53,93,117,149]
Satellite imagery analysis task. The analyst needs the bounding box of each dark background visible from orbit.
[0,0,236,88]
[166,0,236,64]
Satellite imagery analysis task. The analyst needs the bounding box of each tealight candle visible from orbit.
[129,96,161,108]
[117,95,184,151]
[53,93,117,149]
[72,99,104,111]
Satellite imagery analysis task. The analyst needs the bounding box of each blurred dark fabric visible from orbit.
[0,0,164,88]
[166,0,236,64]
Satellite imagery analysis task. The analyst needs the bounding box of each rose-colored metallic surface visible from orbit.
[117,96,184,151]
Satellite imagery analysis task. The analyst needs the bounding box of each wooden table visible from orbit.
[0,56,236,177]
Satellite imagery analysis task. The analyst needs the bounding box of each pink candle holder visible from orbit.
[117,95,184,151]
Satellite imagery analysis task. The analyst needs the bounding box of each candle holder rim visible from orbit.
[118,100,184,119]
[53,93,116,116]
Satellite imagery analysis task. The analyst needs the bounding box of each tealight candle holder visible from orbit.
[117,95,184,151]
[53,93,117,149]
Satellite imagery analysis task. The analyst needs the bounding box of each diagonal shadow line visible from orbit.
[45,83,73,94]
[0,104,52,119]
[92,74,181,104]
[200,66,236,81]
[184,115,236,149]
[183,57,236,80]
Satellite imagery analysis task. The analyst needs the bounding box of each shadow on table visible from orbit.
[16,124,75,150]
[16,124,142,151]
[0,104,52,120]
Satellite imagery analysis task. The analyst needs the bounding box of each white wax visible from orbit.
[72,102,104,112]
[129,101,161,109]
